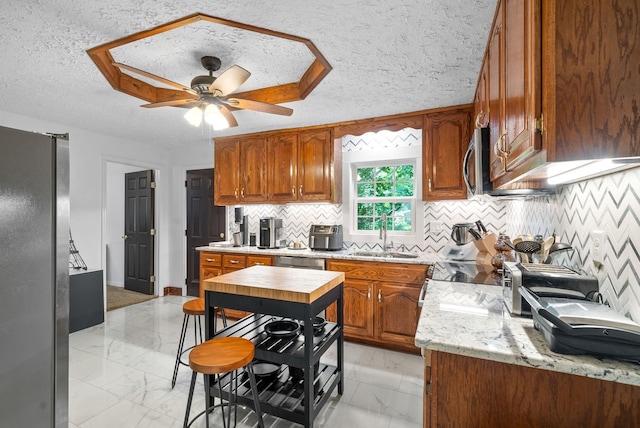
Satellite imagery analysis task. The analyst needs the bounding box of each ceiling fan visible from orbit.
[112,56,294,129]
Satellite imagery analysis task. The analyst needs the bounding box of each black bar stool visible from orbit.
[172,297,227,388]
[184,337,264,428]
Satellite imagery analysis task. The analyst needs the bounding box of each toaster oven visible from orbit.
[502,262,600,316]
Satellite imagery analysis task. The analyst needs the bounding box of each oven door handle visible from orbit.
[418,280,429,307]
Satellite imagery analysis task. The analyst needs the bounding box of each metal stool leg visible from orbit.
[221,308,228,328]
[183,371,197,428]
[246,363,264,428]
[172,314,189,389]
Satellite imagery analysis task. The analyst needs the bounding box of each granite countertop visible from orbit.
[196,244,441,265]
[415,279,640,387]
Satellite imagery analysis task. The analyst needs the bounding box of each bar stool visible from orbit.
[184,337,264,428]
[172,297,227,388]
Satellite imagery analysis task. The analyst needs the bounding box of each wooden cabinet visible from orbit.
[213,136,268,205]
[325,260,427,353]
[422,106,472,200]
[478,0,640,188]
[199,251,274,319]
[267,128,341,203]
[214,127,340,205]
[423,350,640,427]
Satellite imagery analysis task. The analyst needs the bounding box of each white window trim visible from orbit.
[342,145,424,246]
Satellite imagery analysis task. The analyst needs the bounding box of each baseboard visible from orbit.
[163,286,183,296]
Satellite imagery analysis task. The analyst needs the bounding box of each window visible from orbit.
[341,130,423,245]
[355,164,415,232]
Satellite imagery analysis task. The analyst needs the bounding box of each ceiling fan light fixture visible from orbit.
[184,106,203,127]
[203,103,229,130]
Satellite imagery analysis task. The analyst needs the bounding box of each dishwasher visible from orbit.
[275,255,326,270]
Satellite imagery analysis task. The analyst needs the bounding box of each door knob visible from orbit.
[122,235,129,239]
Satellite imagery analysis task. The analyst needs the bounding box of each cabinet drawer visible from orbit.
[201,267,222,281]
[327,260,427,284]
[247,255,273,267]
[223,254,246,268]
[200,252,222,267]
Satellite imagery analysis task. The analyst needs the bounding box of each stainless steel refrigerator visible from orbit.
[0,125,69,427]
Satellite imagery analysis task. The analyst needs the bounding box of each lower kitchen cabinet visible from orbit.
[423,350,640,428]
[326,260,427,353]
[199,251,274,319]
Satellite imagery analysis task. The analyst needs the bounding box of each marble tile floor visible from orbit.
[69,296,424,428]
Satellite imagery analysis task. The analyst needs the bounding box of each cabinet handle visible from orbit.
[230,260,239,264]
[241,188,245,199]
[367,288,371,300]
[428,178,432,192]
[292,187,296,197]
[378,289,382,303]
[475,111,487,128]
[254,262,264,266]
[299,185,303,196]
[234,188,239,200]
[206,258,214,262]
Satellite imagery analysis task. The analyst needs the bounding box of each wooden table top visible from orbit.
[202,266,345,304]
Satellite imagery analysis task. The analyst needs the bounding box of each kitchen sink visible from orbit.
[350,250,419,259]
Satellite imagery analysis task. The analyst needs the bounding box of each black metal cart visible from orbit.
[204,270,344,428]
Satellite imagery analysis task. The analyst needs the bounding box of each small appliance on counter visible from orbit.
[441,222,479,261]
[308,224,343,251]
[520,286,640,360]
[234,207,249,246]
[258,217,283,249]
[502,262,599,316]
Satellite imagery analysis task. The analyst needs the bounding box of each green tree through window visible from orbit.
[355,165,414,231]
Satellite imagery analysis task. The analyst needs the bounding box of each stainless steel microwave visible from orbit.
[462,127,553,198]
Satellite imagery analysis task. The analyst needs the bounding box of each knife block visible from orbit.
[473,232,497,256]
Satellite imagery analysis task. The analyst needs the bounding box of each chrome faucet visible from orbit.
[380,214,393,253]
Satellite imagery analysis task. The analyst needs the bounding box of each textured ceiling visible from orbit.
[0,0,497,148]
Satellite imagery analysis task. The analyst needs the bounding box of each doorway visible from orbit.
[185,168,226,297]
[105,162,158,298]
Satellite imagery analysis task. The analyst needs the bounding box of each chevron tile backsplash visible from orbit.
[229,128,640,323]
[506,167,640,324]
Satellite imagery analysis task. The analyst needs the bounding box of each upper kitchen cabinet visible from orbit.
[423,106,472,200]
[478,0,640,188]
[267,127,342,203]
[214,136,268,205]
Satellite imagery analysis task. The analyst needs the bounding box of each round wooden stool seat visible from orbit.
[189,337,255,375]
[182,298,205,316]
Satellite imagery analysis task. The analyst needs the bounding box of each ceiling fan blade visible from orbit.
[225,98,293,116]
[113,62,197,94]
[141,99,199,108]
[209,65,251,96]
[218,105,239,127]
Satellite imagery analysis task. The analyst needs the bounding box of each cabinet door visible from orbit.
[298,128,333,202]
[200,266,221,298]
[325,278,374,339]
[488,1,506,181]
[474,59,490,129]
[503,0,541,170]
[423,108,471,201]
[267,133,298,203]
[214,140,241,205]
[239,137,268,202]
[375,282,421,346]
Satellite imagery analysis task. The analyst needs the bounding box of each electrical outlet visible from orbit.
[432,221,443,234]
[592,230,606,265]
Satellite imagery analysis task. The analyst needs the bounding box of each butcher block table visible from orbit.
[202,265,345,428]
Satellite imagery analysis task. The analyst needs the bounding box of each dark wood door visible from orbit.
[186,169,226,297]
[124,170,154,295]
[376,282,421,346]
[325,278,374,339]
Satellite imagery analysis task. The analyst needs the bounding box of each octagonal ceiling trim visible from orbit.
[86,12,332,108]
